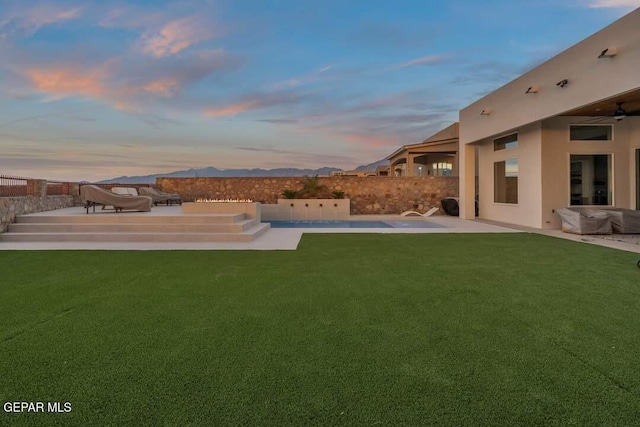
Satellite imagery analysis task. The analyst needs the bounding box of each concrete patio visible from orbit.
[2,206,639,253]
[0,206,520,250]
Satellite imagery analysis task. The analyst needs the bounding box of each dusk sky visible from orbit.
[1,0,638,181]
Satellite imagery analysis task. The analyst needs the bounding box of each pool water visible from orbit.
[267,220,443,229]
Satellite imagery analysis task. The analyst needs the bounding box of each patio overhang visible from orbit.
[558,88,640,118]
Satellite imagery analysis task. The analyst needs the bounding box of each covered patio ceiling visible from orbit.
[560,88,640,117]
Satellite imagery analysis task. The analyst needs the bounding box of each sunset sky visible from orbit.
[1,0,638,181]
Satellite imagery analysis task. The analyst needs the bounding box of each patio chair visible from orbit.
[556,207,612,235]
[138,187,183,206]
[81,185,152,214]
[400,207,440,217]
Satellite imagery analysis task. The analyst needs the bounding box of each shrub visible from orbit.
[332,190,345,199]
[282,189,299,199]
[300,175,329,198]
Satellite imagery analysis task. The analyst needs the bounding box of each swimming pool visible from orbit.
[267,220,443,229]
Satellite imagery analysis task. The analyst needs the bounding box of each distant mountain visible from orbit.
[100,166,343,184]
[355,159,389,171]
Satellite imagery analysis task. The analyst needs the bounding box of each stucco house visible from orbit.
[458,7,640,229]
[387,123,459,177]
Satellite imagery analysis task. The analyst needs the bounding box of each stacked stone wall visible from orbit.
[157,176,458,215]
[0,196,75,232]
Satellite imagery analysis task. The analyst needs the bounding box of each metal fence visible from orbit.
[0,174,32,196]
[0,176,154,197]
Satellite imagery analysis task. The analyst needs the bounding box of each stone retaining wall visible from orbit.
[157,176,458,215]
[0,195,75,232]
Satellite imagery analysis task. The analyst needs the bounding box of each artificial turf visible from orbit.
[1,233,640,426]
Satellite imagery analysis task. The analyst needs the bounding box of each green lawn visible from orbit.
[1,234,640,426]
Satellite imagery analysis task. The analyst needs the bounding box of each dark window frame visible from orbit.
[569,124,613,141]
[494,133,518,151]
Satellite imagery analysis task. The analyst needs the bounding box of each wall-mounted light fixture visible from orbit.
[480,109,492,116]
[556,79,569,88]
[598,47,618,58]
[525,85,540,94]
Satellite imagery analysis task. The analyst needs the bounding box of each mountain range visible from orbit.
[100,160,389,184]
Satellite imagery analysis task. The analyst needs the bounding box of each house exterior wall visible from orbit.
[540,117,640,228]
[460,9,640,145]
[631,118,640,210]
[477,122,543,228]
[459,8,640,222]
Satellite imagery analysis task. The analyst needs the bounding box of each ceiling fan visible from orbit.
[581,102,640,123]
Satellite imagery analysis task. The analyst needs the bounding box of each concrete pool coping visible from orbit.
[0,207,521,251]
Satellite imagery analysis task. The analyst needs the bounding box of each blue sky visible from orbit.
[0,0,638,181]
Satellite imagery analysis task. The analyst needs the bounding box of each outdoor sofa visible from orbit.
[80,185,152,214]
[138,187,182,206]
[599,208,640,234]
[556,207,612,235]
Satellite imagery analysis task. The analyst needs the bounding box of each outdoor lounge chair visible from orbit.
[81,185,152,214]
[400,207,439,217]
[599,208,640,234]
[138,187,182,206]
[556,207,612,235]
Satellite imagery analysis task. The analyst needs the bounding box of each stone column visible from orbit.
[406,155,415,177]
[69,182,80,196]
[27,179,47,197]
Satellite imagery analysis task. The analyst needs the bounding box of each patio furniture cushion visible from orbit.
[556,207,612,235]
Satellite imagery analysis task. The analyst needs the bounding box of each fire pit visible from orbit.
[195,198,253,203]
[182,200,261,219]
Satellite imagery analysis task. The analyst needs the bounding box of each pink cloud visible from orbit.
[24,65,109,100]
[141,15,217,58]
[205,101,259,117]
[19,60,140,111]
[142,78,180,97]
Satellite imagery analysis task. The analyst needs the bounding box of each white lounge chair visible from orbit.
[400,207,439,217]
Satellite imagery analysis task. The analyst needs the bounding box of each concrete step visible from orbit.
[8,219,259,233]
[0,223,271,243]
[16,214,246,224]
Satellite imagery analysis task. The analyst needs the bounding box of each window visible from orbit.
[570,154,611,206]
[569,125,612,141]
[494,158,518,204]
[432,162,453,176]
[494,133,518,151]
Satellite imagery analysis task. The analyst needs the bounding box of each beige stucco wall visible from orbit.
[460,8,640,145]
[631,118,640,210]
[459,8,640,221]
[540,117,640,228]
[477,122,543,228]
